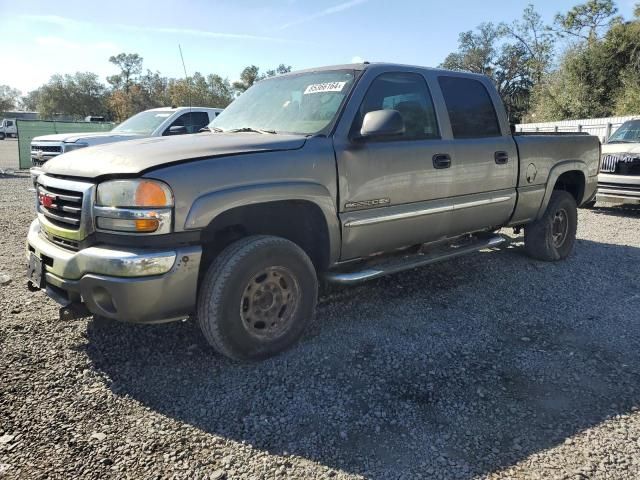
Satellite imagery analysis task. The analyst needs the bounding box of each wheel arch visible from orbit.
[537,161,588,219]
[187,182,340,272]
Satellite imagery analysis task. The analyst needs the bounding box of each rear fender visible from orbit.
[537,161,588,218]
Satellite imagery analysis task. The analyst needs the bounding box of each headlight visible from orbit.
[95,179,173,234]
[63,142,88,153]
[96,179,173,208]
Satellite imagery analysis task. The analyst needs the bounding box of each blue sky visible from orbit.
[0,0,637,93]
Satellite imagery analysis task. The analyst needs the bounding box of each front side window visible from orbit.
[210,70,357,135]
[352,72,439,140]
[438,76,501,139]
[166,111,211,134]
[608,120,640,143]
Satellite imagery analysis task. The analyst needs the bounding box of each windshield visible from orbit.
[210,70,357,135]
[607,120,640,143]
[112,110,173,135]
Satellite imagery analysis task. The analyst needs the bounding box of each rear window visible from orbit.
[438,76,501,138]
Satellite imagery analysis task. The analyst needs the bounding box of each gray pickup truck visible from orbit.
[26,63,600,360]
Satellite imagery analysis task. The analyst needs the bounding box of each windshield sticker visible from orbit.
[155,113,171,117]
[304,81,347,95]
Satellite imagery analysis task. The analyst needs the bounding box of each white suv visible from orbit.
[30,107,223,167]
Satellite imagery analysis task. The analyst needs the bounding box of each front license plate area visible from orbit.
[27,252,45,289]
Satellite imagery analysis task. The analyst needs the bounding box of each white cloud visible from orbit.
[22,14,88,28]
[278,0,369,30]
[117,25,285,42]
[24,14,285,43]
[35,36,118,51]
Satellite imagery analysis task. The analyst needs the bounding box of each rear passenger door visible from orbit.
[436,75,518,236]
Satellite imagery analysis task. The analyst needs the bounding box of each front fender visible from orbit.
[185,181,341,264]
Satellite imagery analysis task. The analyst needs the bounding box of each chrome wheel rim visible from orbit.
[240,266,300,340]
[551,208,569,248]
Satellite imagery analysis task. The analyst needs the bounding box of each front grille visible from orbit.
[38,184,83,230]
[600,154,640,175]
[32,145,62,153]
[32,159,47,167]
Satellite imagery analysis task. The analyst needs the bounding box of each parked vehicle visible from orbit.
[0,118,17,139]
[29,107,223,167]
[595,118,640,205]
[84,116,106,122]
[26,63,600,360]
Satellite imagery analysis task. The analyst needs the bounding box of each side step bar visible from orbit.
[324,234,508,285]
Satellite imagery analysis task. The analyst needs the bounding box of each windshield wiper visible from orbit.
[226,127,277,134]
[607,140,634,144]
[199,126,224,133]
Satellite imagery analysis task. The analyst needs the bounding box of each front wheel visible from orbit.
[197,235,318,361]
[524,190,577,261]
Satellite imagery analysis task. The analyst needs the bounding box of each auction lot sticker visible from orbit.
[304,82,347,94]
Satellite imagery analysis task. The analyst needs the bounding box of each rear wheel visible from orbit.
[524,190,577,261]
[197,235,318,361]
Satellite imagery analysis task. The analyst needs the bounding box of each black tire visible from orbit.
[524,190,577,261]
[0,133,5,140]
[197,235,318,361]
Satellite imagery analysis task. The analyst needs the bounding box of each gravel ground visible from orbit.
[1,171,639,479]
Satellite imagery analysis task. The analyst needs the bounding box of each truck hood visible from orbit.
[42,132,308,178]
[32,131,141,143]
[602,142,640,155]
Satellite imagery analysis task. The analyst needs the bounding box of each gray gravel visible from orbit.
[1,169,640,479]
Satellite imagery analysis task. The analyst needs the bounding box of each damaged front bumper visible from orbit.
[26,220,202,323]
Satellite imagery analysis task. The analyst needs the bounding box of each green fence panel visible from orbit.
[16,120,115,169]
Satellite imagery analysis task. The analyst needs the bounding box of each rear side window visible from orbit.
[438,76,501,138]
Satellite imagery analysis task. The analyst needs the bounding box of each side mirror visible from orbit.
[358,110,405,140]
[167,125,188,135]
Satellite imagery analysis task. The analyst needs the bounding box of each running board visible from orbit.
[324,234,508,285]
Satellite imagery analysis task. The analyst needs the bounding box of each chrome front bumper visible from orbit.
[26,220,202,323]
[597,173,640,205]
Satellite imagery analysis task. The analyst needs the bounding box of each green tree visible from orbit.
[500,4,554,83]
[530,9,640,120]
[553,0,620,42]
[37,73,107,119]
[232,65,260,94]
[107,53,144,92]
[264,64,292,78]
[0,85,22,112]
[440,5,552,122]
[168,72,234,108]
[20,89,41,111]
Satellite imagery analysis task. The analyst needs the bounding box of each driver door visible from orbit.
[334,71,456,259]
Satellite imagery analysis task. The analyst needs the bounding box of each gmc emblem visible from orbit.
[39,192,55,208]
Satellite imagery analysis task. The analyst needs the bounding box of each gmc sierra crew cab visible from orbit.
[26,63,600,360]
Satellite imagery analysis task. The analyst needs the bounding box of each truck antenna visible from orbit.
[178,44,192,119]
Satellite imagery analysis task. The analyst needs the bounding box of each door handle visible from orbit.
[495,151,509,165]
[433,153,451,169]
